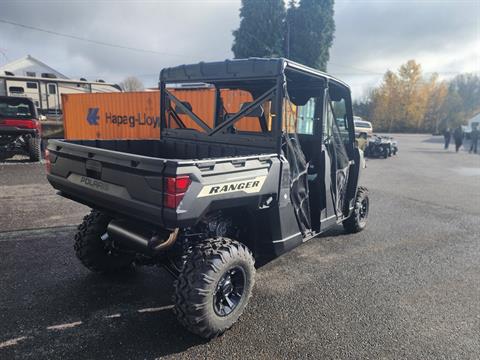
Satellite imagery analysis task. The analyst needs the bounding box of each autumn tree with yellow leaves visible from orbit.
[354,60,479,133]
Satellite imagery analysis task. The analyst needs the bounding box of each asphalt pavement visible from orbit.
[0,134,479,359]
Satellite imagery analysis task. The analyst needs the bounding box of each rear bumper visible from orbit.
[47,173,165,227]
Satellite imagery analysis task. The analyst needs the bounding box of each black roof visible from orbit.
[160,58,349,88]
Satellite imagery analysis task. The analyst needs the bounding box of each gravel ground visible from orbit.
[0,134,479,359]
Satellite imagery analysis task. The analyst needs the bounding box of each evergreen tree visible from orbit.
[286,0,335,70]
[232,0,286,59]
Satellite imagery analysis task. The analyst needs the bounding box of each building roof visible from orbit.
[0,55,68,79]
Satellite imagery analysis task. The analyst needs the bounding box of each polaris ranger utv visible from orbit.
[0,96,42,162]
[46,58,369,339]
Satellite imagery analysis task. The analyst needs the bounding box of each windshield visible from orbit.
[163,81,277,136]
[0,98,35,119]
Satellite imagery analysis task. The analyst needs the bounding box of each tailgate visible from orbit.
[46,140,167,226]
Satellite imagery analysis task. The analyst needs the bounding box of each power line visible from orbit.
[0,18,185,57]
[1,18,474,79]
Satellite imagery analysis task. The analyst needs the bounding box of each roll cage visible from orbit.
[159,58,354,154]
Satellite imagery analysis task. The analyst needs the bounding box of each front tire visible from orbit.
[74,210,135,273]
[343,186,369,233]
[173,237,255,339]
[28,137,41,162]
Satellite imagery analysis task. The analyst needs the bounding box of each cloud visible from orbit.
[0,0,478,97]
[0,1,241,85]
[329,0,480,96]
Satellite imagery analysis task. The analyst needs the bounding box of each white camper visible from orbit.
[0,55,120,115]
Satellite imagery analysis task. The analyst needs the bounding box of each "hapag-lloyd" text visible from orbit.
[105,112,160,128]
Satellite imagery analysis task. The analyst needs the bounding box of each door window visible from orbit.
[296,98,317,135]
[326,97,350,170]
[48,84,57,94]
[332,98,350,143]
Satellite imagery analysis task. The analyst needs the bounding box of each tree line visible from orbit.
[232,0,335,71]
[353,60,480,133]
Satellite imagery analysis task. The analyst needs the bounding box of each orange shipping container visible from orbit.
[62,88,270,140]
[64,90,195,140]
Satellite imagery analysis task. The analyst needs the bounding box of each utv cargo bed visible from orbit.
[47,138,278,227]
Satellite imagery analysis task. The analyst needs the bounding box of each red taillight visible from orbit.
[1,119,39,129]
[174,176,191,192]
[45,148,51,174]
[164,176,191,209]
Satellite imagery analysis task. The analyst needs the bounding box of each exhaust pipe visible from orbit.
[107,220,179,255]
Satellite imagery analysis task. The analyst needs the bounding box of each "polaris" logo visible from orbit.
[80,176,109,191]
[197,176,267,198]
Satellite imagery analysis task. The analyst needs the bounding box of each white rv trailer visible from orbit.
[0,74,121,115]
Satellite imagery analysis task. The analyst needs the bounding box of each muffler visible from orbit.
[107,219,179,255]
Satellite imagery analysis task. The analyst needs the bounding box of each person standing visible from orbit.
[453,126,463,153]
[443,128,451,149]
[469,125,478,154]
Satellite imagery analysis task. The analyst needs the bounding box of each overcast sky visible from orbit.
[0,0,479,98]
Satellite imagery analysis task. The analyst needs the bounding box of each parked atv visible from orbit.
[0,96,42,162]
[46,58,370,339]
[365,135,390,158]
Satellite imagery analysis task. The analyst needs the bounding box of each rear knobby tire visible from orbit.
[343,186,369,233]
[28,137,41,162]
[74,210,135,273]
[173,237,255,339]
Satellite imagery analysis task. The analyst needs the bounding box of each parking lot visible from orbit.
[1,134,479,359]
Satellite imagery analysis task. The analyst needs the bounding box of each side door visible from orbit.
[323,88,352,221]
[46,83,59,114]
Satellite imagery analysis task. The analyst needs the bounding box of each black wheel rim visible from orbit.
[214,266,246,317]
[358,197,369,223]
